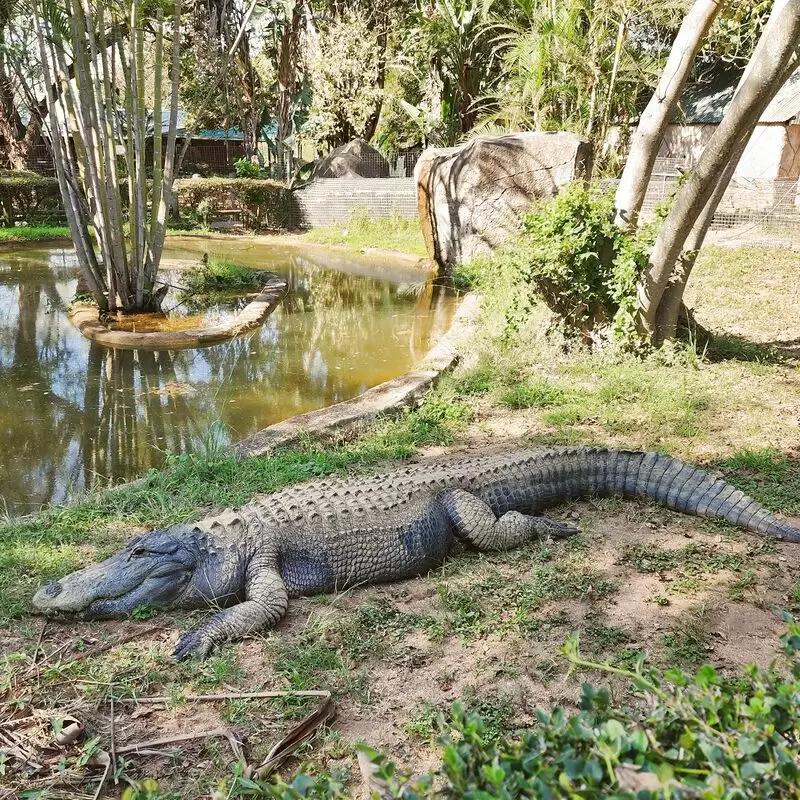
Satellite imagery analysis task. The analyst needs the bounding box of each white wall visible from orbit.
[659,123,799,180]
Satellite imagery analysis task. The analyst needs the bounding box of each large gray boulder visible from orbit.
[312,139,390,179]
[415,132,593,269]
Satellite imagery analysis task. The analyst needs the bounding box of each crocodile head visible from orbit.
[32,525,246,618]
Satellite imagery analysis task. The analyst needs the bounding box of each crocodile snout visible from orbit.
[43,582,63,598]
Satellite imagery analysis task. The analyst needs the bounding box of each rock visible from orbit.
[312,138,390,179]
[415,132,593,270]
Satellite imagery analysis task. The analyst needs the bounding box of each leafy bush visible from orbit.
[454,182,657,347]
[174,177,294,230]
[182,258,266,296]
[234,157,264,179]
[0,170,65,227]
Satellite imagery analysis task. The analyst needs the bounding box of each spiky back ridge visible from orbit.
[238,447,800,544]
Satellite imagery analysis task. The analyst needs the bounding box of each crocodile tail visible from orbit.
[597,448,800,543]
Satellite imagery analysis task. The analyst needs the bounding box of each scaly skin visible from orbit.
[33,447,800,659]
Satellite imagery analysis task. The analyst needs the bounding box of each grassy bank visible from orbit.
[2,244,799,797]
[0,224,71,243]
[299,209,427,257]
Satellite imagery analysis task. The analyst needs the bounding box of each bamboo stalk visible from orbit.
[149,0,182,272]
[31,0,107,307]
[148,9,164,260]
[95,2,129,310]
[133,0,148,309]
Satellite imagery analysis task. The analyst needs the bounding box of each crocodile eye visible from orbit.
[131,547,148,558]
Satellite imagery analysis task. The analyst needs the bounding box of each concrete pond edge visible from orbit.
[232,292,480,458]
[68,272,289,350]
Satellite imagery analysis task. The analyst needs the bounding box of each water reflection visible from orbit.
[0,243,456,513]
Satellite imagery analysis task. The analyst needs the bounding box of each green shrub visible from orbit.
[453,182,658,347]
[0,170,65,227]
[234,157,264,179]
[182,258,265,296]
[174,177,294,230]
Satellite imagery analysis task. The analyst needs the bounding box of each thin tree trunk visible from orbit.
[363,6,388,142]
[639,1,800,343]
[275,0,303,179]
[597,11,627,146]
[149,0,182,276]
[0,60,31,169]
[614,0,724,231]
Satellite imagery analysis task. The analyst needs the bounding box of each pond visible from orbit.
[0,238,456,515]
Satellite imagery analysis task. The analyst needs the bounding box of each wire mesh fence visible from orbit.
[291,178,418,228]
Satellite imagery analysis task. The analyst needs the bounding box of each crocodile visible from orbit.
[33,447,800,659]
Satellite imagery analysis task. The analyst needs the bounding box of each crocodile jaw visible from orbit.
[33,527,203,618]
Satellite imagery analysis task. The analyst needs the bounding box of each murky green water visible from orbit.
[0,238,456,514]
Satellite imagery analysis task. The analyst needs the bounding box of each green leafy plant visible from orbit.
[174,177,293,230]
[0,171,65,227]
[234,158,264,179]
[454,182,658,348]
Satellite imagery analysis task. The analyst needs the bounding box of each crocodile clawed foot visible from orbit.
[534,517,581,539]
[174,629,214,661]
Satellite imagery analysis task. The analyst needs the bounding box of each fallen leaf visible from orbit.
[616,765,662,792]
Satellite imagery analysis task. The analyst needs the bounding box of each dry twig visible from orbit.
[114,689,330,704]
[116,727,235,755]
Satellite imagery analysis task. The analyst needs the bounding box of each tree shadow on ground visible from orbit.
[702,331,797,364]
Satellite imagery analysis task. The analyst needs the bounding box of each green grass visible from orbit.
[404,692,513,745]
[500,378,566,409]
[662,605,713,666]
[432,543,619,641]
[335,599,436,661]
[451,365,503,396]
[622,542,744,576]
[300,208,426,257]
[182,258,266,296]
[0,225,71,243]
[717,447,800,515]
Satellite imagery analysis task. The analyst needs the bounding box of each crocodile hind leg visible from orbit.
[439,489,579,551]
[174,566,288,660]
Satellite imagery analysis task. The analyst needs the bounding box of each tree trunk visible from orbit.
[0,60,32,170]
[613,0,724,231]
[362,6,388,143]
[597,12,627,148]
[654,2,797,341]
[275,0,303,179]
[639,0,800,344]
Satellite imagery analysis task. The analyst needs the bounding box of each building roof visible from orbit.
[678,67,800,125]
[148,110,244,141]
[149,111,278,141]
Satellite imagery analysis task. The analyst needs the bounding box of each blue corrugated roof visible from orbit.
[149,111,278,141]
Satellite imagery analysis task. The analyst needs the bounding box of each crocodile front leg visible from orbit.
[439,489,579,550]
[174,566,288,660]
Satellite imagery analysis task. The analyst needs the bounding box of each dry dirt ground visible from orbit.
[2,245,800,798]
